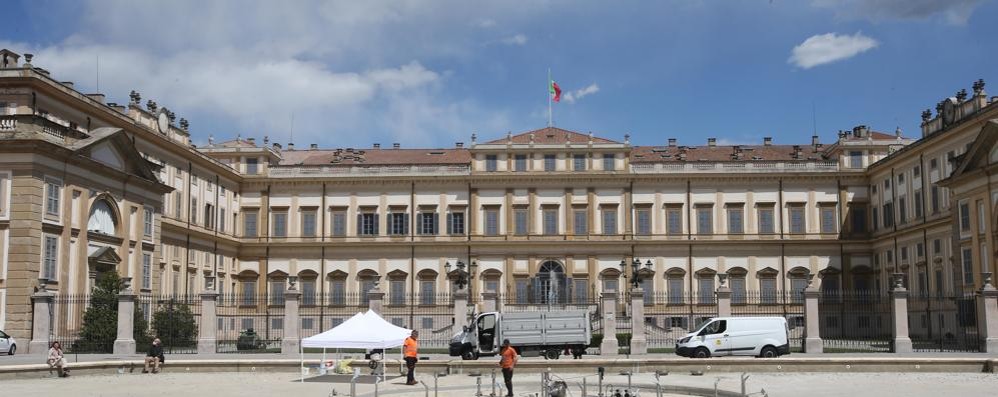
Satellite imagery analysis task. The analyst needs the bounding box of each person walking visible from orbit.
[47,341,68,377]
[497,339,518,397]
[403,330,419,385]
[143,338,165,374]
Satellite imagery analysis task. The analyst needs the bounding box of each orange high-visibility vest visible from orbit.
[403,337,418,358]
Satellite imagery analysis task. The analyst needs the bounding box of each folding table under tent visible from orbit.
[299,310,413,382]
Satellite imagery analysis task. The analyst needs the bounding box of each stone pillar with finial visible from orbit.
[367,278,384,315]
[803,273,823,353]
[889,273,912,353]
[281,276,301,354]
[629,286,647,355]
[454,286,469,330]
[198,276,219,354]
[599,290,619,356]
[113,277,137,355]
[977,272,998,352]
[716,273,731,317]
[28,279,55,354]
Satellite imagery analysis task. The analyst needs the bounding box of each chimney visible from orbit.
[108,103,126,114]
[61,81,74,88]
[763,137,773,146]
[310,143,318,150]
[707,137,716,147]
[393,143,400,149]
[793,145,802,159]
[247,137,256,145]
[668,138,677,147]
[86,93,105,104]
[853,125,868,138]
[272,142,281,150]
[287,142,294,151]
[455,142,464,148]
[373,143,381,149]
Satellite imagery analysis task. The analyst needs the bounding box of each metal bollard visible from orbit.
[374,379,379,397]
[476,375,483,397]
[490,368,497,397]
[740,373,750,397]
[582,377,587,397]
[419,380,429,397]
[350,372,359,396]
[434,373,440,397]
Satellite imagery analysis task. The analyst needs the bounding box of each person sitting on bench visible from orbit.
[143,338,165,374]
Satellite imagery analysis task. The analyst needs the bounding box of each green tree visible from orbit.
[76,271,149,353]
[152,301,198,348]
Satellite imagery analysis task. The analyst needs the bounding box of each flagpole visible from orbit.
[547,68,552,127]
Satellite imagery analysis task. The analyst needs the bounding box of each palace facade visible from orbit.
[1,49,997,342]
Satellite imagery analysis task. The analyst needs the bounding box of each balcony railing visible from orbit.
[267,164,470,177]
[631,161,841,174]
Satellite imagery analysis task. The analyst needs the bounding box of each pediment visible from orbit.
[949,120,998,180]
[90,141,125,170]
[88,245,121,264]
[71,128,160,182]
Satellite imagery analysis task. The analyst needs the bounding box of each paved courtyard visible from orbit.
[2,370,997,396]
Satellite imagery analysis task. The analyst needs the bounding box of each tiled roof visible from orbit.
[484,127,620,145]
[630,144,827,163]
[278,148,471,166]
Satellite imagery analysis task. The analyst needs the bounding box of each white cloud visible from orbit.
[476,19,497,28]
[788,32,878,69]
[811,0,983,25]
[500,34,529,46]
[563,83,600,104]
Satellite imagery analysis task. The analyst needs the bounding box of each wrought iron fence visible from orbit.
[50,294,114,354]
[298,292,367,339]
[216,293,284,353]
[908,294,981,352]
[136,294,202,354]
[381,293,455,350]
[819,291,892,352]
[643,292,719,352]
[731,290,805,352]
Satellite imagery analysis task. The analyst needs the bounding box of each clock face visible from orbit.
[157,112,169,133]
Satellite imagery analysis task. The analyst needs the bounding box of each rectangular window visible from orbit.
[668,278,684,304]
[485,155,498,172]
[698,278,715,304]
[872,207,880,232]
[421,317,434,329]
[43,235,58,280]
[514,208,528,236]
[420,281,435,304]
[174,191,182,218]
[931,186,940,214]
[45,179,61,215]
[359,212,379,235]
[727,206,743,234]
[760,278,777,304]
[329,280,346,305]
[143,206,154,237]
[142,253,152,290]
[601,207,617,235]
[204,204,214,230]
[573,209,588,235]
[0,173,7,216]
[544,154,556,171]
[418,212,437,235]
[515,279,528,303]
[603,154,615,171]
[243,211,258,237]
[883,202,894,228]
[978,200,986,234]
[959,201,971,232]
[448,210,465,235]
[696,206,712,234]
[914,190,923,219]
[730,277,746,304]
[388,212,408,235]
[220,208,226,233]
[485,280,499,293]
[898,196,907,225]
[667,207,683,235]
[789,205,805,234]
[641,278,654,304]
[543,208,558,235]
[246,158,258,175]
[272,210,288,237]
[603,278,619,294]
[933,239,942,255]
[913,165,921,177]
[916,242,925,258]
[241,280,256,305]
[301,209,317,237]
[851,206,867,233]
[573,154,586,171]
[485,208,499,236]
[390,280,405,305]
[636,207,652,235]
[514,155,527,172]
[849,151,862,168]
[331,210,347,236]
[820,206,836,234]
[269,281,285,305]
[190,198,197,224]
[962,247,974,285]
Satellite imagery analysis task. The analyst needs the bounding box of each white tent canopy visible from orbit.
[302,310,412,349]
[300,310,413,382]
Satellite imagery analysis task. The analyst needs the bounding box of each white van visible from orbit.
[675,316,789,358]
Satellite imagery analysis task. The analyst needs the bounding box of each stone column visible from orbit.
[715,274,731,317]
[629,287,647,355]
[28,287,55,354]
[113,278,137,355]
[481,291,497,313]
[454,288,469,330]
[281,280,301,354]
[197,288,219,354]
[599,291,619,356]
[977,273,998,353]
[889,273,912,353]
[803,282,823,354]
[367,284,384,315]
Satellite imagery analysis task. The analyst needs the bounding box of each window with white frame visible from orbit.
[0,171,9,217]
[696,205,712,234]
[789,204,806,234]
[603,154,615,171]
[697,276,714,304]
[636,207,652,235]
[143,206,154,237]
[331,209,347,236]
[244,210,258,237]
[271,210,288,237]
[484,207,499,236]
[418,211,437,235]
[543,154,556,171]
[667,206,683,235]
[573,154,586,171]
[45,178,61,216]
[962,247,974,285]
[573,208,588,235]
[448,209,465,235]
[820,205,836,234]
[388,211,408,235]
[959,201,971,232]
[514,207,528,235]
[727,205,743,234]
[543,207,558,235]
[420,280,436,305]
[269,280,285,305]
[43,234,58,280]
[142,253,152,290]
[602,206,617,235]
[301,209,317,237]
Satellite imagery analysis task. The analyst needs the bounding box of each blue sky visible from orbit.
[2,0,996,148]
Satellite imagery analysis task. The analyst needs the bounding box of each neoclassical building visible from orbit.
[1,48,997,342]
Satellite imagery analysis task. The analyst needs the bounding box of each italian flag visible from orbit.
[549,80,561,103]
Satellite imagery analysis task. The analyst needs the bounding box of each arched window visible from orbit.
[88,200,118,235]
[536,261,565,304]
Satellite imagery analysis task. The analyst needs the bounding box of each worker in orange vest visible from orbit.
[497,339,518,397]
[403,330,419,385]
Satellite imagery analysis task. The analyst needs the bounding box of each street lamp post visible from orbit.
[445,260,477,292]
[620,258,653,289]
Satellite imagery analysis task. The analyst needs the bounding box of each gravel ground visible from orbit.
[2,371,997,396]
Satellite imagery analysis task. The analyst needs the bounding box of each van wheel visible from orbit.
[693,347,711,359]
[759,346,778,358]
[7,345,14,355]
[545,349,560,360]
